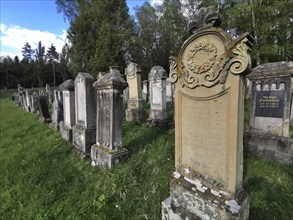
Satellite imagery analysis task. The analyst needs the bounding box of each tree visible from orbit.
[46,44,59,86]
[64,0,134,75]
[131,2,160,73]
[21,42,34,63]
[222,0,293,65]
[59,43,70,81]
[14,56,20,65]
[34,41,46,87]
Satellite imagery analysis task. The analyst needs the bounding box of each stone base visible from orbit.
[147,118,172,130]
[39,117,51,123]
[244,131,293,165]
[162,172,250,220]
[125,108,145,122]
[49,122,59,131]
[91,144,128,169]
[59,121,72,142]
[149,109,168,120]
[72,125,96,157]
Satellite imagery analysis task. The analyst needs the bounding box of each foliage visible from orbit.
[0,41,71,89]
[66,0,134,76]
[0,91,292,219]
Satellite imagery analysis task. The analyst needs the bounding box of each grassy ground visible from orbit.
[0,90,292,219]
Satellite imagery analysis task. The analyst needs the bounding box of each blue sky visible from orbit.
[0,0,162,59]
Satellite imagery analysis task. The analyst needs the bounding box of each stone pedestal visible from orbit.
[91,145,128,169]
[125,99,145,122]
[59,121,72,141]
[162,7,253,220]
[72,72,96,156]
[72,124,96,156]
[91,66,128,169]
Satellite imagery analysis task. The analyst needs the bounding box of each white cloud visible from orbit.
[0,23,67,59]
[150,0,163,6]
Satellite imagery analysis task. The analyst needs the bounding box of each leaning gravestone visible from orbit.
[38,95,51,123]
[162,7,253,219]
[72,72,96,156]
[49,90,64,131]
[91,67,128,169]
[125,62,144,122]
[59,79,75,142]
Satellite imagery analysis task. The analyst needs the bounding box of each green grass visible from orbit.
[0,90,292,219]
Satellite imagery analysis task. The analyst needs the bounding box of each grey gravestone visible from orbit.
[142,80,148,102]
[248,61,293,137]
[59,79,76,141]
[245,61,293,165]
[72,72,96,156]
[38,95,51,123]
[49,92,63,131]
[125,62,145,122]
[162,7,253,220]
[147,66,169,129]
[91,67,128,169]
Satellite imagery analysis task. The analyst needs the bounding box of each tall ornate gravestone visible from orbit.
[147,66,169,129]
[245,61,293,165]
[91,67,128,169]
[162,7,253,219]
[24,90,31,112]
[125,62,144,122]
[38,95,51,123]
[59,79,76,141]
[72,72,96,156]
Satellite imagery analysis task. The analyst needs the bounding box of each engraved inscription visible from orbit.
[255,91,284,118]
[180,92,229,185]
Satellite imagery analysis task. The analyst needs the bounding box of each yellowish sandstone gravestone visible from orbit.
[162,7,253,220]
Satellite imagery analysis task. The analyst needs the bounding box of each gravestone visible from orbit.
[142,80,148,102]
[91,67,128,169]
[162,7,253,220]
[125,62,144,122]
[72,72,96,156]
[59,79,76,141]
[245,61,293,165]
[248,61,293,137]
[30,93,39,113]
[49,90,64,131]
[147,66,168,128]
[166,78,174,109]
[38,95,51,123]
[24,90,31,112]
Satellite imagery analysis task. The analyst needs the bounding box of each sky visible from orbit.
[0,0,163,60]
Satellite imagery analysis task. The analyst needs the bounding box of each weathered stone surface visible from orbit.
[59,82,75,142]
[162,6,253,220]
[142,80,148,102]
[244,131,293,165]
[148,66,169,128]
[72,72,96,156]
[49,95,63,131]
[125,62,144,122]
[91,66,128,169]
[59,79,75,91]
[247,61,292,137]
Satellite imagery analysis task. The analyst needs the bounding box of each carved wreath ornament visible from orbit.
[169,7,253,89]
